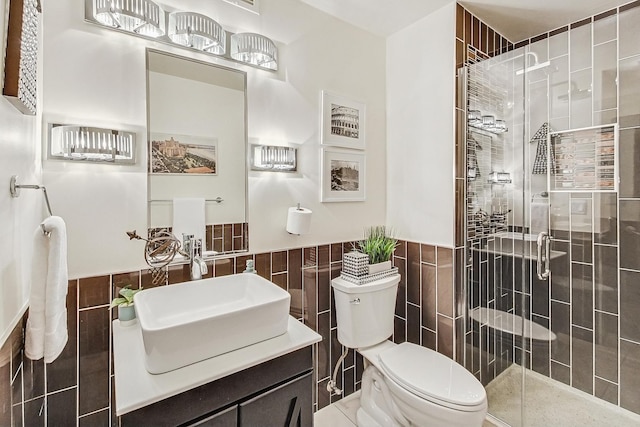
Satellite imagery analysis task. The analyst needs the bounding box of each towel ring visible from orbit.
[10,175,54,216]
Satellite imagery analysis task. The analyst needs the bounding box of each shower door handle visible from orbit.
[536,232,551,280]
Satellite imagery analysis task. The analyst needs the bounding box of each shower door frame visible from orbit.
[460,48,548,426]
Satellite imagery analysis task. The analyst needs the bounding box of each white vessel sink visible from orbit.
[134,273,291,374]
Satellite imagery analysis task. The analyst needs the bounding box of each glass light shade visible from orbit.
[488,171,512,184]
[93,0,165,38]
[49,124,136,164]
[251,144,296,171]
[168,12,226,55]
[468,110,482,125]
[231,33,278,70]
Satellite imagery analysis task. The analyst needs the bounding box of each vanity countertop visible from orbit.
[113,316,321,416]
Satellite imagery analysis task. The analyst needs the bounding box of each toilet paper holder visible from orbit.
[286,203,312,235]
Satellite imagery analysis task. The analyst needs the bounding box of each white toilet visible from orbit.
[332,274,487,427]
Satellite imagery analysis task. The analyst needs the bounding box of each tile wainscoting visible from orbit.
[0,239,456,426]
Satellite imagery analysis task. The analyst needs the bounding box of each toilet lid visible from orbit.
[378,342,486,408]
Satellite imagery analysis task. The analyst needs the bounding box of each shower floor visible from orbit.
[485,364,640,427]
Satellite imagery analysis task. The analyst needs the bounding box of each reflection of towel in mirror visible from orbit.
[530,202,549,235]
[172,198,205,248]
[25,216,69,363]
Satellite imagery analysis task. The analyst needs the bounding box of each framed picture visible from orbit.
[321,91,366,150]
[149,133,218,174]
[321,148,366,202]
[221,0,259,14]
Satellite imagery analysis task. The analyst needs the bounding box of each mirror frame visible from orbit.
[145,48,249,260]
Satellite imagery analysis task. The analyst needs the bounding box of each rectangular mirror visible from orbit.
[146,49,248,258]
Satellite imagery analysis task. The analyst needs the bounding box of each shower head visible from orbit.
[515,52,551,75]
[515,61,551,75]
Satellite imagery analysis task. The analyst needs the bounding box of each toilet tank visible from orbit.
[331,275,400,349]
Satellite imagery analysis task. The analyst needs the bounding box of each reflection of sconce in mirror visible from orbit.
[93,0,165,37]
[49,124,136,164]
[468,110,508,134]
[488,171,512,184]
[251,144,297,172]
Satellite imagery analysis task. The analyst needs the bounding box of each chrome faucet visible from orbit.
[183,234,208,280]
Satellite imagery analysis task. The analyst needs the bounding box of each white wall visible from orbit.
[41,0,387,278]
[386,2,457,248]
[0,1,42,344]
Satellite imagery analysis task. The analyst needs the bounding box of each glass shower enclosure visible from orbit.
[461,6,639,425]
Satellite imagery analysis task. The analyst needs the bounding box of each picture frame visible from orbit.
[321,91,366,150]
[321,147,366,202]
[221,0,259,14]
[149,133,218,175]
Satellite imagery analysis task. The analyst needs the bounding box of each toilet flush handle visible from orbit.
[350,298,361,305]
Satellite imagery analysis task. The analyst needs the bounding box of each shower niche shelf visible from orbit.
[548,124,618,193]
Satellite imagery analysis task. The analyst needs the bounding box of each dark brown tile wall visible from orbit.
[1,238,456,424]
[149,222,248,255]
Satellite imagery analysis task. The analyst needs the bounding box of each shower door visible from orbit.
[463,14,627,424]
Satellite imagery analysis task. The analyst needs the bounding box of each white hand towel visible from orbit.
[172,198,206,247]
[25,216,69,363]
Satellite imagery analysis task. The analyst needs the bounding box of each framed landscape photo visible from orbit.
[321,91,366,150]
[149,133,218,175]
[321,147,366,202]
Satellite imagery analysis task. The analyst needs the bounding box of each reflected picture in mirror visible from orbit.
[150,133,218,175]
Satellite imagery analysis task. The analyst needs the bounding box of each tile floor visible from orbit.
[486,365,640,426]
[314,392,359,427]
[314,391,499,426]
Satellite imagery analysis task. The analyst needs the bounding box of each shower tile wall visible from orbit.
[1,239,455,426]
[458,0,640,416]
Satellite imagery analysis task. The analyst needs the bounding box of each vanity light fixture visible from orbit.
[251,144,296,172]
[468,109,508,134]
[93,0,165,38]
[49,124,136,164]
[231,33,278,70]
[488,171,512,184]
[168,12,226,54]
[86,0,279,71]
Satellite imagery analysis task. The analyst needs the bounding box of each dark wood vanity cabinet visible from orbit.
[119,347,314,427]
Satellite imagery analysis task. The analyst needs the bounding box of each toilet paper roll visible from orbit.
[286,206,312,235]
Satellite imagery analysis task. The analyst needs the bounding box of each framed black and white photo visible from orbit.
[221,0,259,14]
[321,91,366,150]
[150,133,218,175]
[321,148,365,202]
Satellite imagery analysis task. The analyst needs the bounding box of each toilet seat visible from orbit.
[378,342,486,412]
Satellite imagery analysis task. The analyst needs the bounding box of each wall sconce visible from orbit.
[231,33,278,70]
[488,171,512,184]
[85,0,278,71]
[49,124,136,164]
[93,0,165,37]
[251,144,296,172]
[168,12,226,54]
